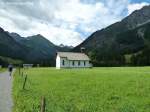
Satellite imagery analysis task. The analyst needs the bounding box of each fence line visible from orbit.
[22,74,27,90]
[40,96,46,112]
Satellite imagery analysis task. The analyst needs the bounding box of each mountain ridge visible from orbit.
[73,5,150,66]
[0,29,73,66]
[1,5,150,66]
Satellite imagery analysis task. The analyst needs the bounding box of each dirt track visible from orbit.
[0,71,13,112]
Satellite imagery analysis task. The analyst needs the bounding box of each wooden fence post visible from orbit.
[22,75,27,90]
[19,67,20,75]
[40,96,46,112]
[21,72,24,77]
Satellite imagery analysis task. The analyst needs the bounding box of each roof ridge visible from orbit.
[57,52,86,54]
[57,52,90,61]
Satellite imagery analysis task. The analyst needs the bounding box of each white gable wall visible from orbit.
[60,57,69,68]
[56,56,70,69]
[56,55,61,69]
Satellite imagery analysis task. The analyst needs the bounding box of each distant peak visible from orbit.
[59,44,65,47]
[0,27,4,32]
[59,44,74,48]
[10,32,21,37]
[26,34,55,44]
[131,4,150,15]
[27,34,44,38]
[142,4,150,9]
[35,34,43,37]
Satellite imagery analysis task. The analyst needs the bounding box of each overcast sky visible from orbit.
[0,0,149,46]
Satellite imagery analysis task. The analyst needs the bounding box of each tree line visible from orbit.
[88,47,150,67]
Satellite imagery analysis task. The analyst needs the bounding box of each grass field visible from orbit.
[0,68,5,73]
[13,67,150,112]
[0,68,2,72]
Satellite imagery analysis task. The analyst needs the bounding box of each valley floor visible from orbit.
[13,67,150,112]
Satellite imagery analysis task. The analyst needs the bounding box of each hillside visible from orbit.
[73,5,150,66]
[0,28,28,60]
[10,33,73,66]
[116,22,150,65]
[0,30,72,66]
[0,56,23,66]
[13,67,150,112]
[10,34,58,65]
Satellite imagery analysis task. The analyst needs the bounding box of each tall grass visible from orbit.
[13,67,150,112]
[0,68,6,73]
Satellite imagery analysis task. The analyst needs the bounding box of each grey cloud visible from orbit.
[0,0,60,22]
[80,0,99,4]
[0,8,34,30]
[0,0,62,30]
[0,0,31,2]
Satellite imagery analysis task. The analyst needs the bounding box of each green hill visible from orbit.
[73,5,150,66]
[0,30,72,66]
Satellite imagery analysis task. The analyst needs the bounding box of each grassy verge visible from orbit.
[13,67,150,112]
[0,68,6,73]
[0,56,23,65]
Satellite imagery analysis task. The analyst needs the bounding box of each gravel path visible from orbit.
[0,70,14,112]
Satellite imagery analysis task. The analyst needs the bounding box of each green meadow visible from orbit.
[13,67,150,112]
[0,68,5,73]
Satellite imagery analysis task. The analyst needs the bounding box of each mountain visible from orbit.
[56,44,73,52]
[1,5,150,67]
[0,28,28,60]
[9,33,59,65]
[9,32,25,43]
[17,34,56,58]
[25,34,57,61]
[116,22,150,66]
[73,5,150,66]
[0,31,72,66]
